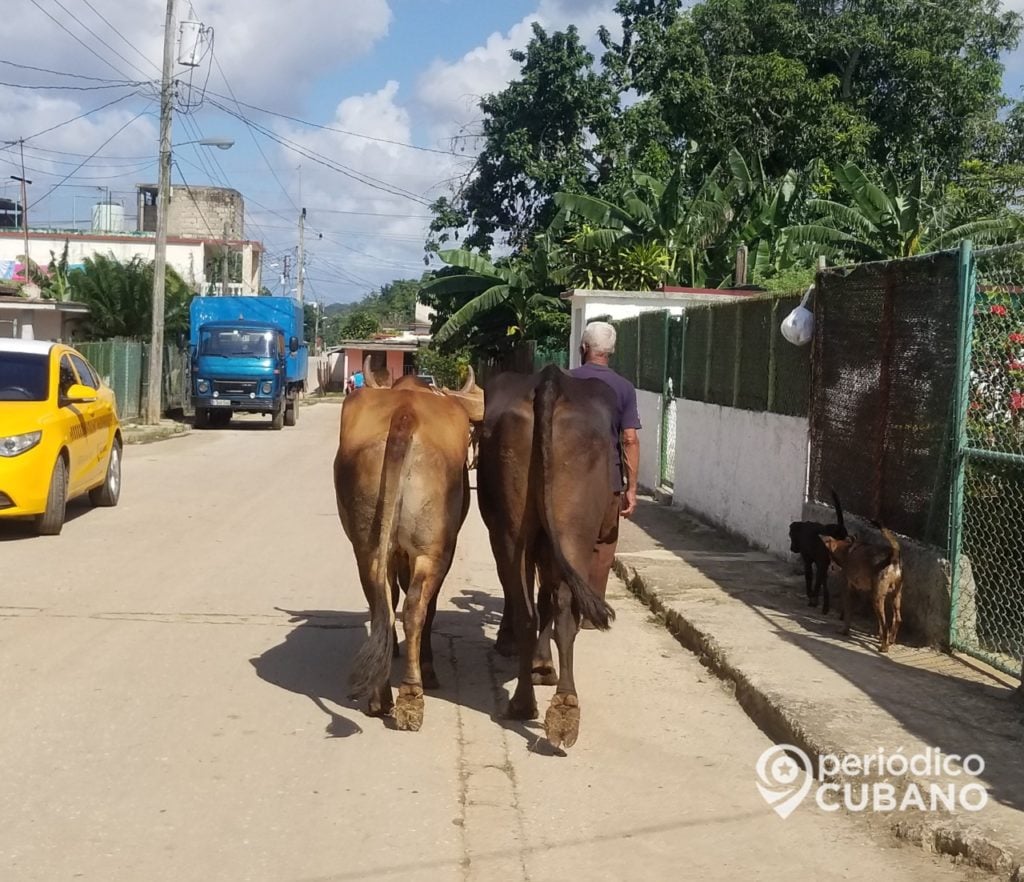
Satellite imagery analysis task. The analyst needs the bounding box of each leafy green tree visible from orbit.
[600,0,1021,181]
[414,347,472,388]
[71,252,191,340]
[786,163,1016,262]
[338,311,383,340]
[428,23,618,252]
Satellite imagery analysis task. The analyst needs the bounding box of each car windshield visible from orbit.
[199,327,276,358]
[0,353,48,401]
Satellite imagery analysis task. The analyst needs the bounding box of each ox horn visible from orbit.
[459,364,476,394]
[363,355,380,388]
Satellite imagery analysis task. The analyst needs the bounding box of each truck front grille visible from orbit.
[212,380,258,397]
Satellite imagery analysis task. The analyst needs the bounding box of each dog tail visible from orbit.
[830,487,846,534]
[880,526,901,567]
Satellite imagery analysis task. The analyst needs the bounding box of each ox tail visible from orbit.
[830,487,846,535]
[349,406,416,699]
[534,365,615,630]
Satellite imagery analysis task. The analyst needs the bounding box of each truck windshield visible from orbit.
[199,327,277,358]
[0,353,48,401]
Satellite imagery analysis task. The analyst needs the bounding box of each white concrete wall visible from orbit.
[569,298,685,367]
[671,399,809,558]
[635,389,663,493]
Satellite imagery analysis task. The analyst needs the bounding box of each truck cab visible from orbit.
[189,296,307,429]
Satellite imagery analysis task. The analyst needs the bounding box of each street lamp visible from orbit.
[145,130,235,424]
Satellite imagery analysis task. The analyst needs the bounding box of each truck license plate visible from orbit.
[210,399,232,406]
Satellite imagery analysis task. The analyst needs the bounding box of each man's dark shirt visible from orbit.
[571,362,642,488]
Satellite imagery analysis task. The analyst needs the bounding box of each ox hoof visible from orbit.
[544,693,580,750]
[367,690,394,718]
[395,687,424,732]
[494,634,518,658]
[531,662,558,686]
[506,694,538,721]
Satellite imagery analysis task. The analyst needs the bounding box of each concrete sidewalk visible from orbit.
[121,419,190,445]
[615,500,1024,881]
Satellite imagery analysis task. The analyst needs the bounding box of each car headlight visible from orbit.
[261,381,273,395]
[0,431,42,457]
[196,379,210,394]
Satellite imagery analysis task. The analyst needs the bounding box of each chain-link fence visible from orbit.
[77,339,188,421]
[950,244,1024,678]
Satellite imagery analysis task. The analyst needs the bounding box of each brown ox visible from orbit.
[333,363,472,730]
[477,364,617,749]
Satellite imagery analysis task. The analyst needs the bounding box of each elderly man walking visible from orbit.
[571,321,641,614]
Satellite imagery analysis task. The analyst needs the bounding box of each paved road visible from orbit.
[0,402,986,882]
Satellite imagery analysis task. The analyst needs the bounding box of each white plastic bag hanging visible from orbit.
[780,285,814,346]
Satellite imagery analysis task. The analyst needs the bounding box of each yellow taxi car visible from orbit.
[0,338,122,535]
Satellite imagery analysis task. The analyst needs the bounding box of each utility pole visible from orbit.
[146,0,176,424]
[296,207,306,303]
[10,140,32,288]
[221,222,229,295]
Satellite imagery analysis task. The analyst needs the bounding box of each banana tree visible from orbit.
[786,163,1015,262]
[421,241,564,346]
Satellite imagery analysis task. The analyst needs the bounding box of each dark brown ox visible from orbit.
[477,364,617,749]
[334,367,472,730]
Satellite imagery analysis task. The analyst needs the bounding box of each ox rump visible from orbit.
[478,364,617,750]
[333,375,472,731]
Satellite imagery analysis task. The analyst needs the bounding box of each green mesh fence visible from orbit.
[78,339,144,421]
[771,294,812,417]
[638,311,668,392]
[707,307,737,406]
[950,246,1024,678]
[611,316,639,386]
[534,347,568,370]
[682,308,709,400]
[736,299,772,411]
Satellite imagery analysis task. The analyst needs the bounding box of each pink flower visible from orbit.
[991,305,1008,317]
[1010,361,1024,372]
[1012,391,1024,411]
[1010,332,1024,344]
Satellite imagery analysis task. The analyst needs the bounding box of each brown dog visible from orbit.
[820,527,903,652]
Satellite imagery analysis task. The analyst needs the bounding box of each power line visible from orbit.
[48,0,155,80]
[209,98,432,205]
[26,103,154,211]
[77,0,163,76]
[0,58,144,84]
[17,90,146,143]
[27,0,137,80]
[171,160,220,240]
[0,78,147,91]
[204,89,465,157]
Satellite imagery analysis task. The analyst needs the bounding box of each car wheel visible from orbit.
[37,456,68,536]
[284,398,297,426]
[271,404,285,430]
[89,439,122,507]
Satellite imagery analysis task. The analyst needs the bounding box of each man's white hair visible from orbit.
[581,321,616,356]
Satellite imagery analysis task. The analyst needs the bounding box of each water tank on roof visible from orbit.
[92,201,125,233]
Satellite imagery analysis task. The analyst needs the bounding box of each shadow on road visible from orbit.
[249,590,553,749]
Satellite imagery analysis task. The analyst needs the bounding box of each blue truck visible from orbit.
[188,296,308,430]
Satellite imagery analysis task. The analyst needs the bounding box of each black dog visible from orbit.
[788,490,846,614]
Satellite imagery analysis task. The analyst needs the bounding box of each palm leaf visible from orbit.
[433,284,512,344]
[419,273,496,297]
[805,199,880,239]
[436,249,507,281]
[927,217,1017,250]
[554,192,633,229]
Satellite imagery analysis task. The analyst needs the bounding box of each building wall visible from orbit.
[167,186,244,239]
[569,297,686,367]
[672,400,808,558]
[0,307,63,341]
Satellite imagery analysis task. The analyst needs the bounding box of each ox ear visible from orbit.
[459,364,477,394]
[444,390,485,424]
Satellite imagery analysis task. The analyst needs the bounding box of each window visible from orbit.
[199,327,275,358]
[70,354,99,389]
[0,352,48,401]
[58,355,77,399]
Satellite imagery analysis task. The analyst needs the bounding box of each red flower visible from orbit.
[1010,332,1024,344]
[1010,361,1024,372]
[991,305,1008,317]
[1012,392,1024,411]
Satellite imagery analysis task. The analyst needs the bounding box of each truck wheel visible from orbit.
[284,398,297,427]
[211,410,232,428]
[37,456,68,536]
[271,405,284,430]
[195,408,209,429]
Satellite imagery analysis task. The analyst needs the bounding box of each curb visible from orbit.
[121,423,191,445]
[614,557,1024,882]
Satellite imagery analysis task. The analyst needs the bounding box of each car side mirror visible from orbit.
[289,336,299,354]
[65,383,98,404]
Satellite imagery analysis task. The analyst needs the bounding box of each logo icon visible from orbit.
[756,744,813,819]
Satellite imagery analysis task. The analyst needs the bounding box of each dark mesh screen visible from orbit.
[772,294,811,417]
[808,252,961,546]
[611,316,639,386]
[683,307,709,400]
[667,314,684,392]
[707,307,737,406]
[736,299,771,411]
[638,311,667,392]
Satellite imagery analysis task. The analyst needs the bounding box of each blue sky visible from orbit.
[2,0,1024,305]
